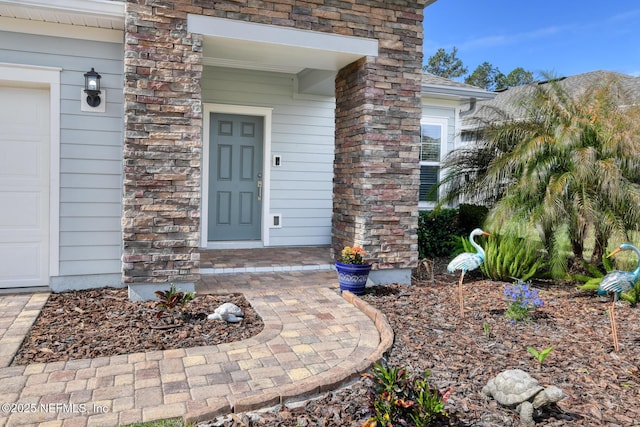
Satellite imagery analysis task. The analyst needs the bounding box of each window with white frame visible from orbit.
[419,118,448,205]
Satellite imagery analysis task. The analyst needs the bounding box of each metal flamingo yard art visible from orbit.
[448,228,492,318]
[598,243,640,352]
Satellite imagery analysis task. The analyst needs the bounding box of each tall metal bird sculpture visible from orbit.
[598,243,640,352]
[448,228,492,318]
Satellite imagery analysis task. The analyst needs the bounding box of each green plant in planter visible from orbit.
[154,284,195,319]
[361,360,449,427]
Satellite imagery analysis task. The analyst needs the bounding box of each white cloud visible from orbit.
[458,25,568,52]
[608,9,640,23]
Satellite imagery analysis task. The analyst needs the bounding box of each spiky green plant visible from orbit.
[462,233,545,281]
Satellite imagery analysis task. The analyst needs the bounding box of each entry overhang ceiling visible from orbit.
[0,2,379,97]
[190,15,379,95]
[190,15,379,75]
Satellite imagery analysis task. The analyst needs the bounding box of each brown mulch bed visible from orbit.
[11,262,640,426]
[206,260,640,427]
[11,288,264,365]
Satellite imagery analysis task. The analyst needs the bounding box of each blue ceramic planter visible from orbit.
[335,261,372,295]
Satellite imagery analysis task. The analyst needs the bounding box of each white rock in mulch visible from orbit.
[207,302,245,323]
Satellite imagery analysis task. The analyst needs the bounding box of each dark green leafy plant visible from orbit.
[418,209,460,258]
[457,203,489,235]
[154,284,195,319]
[361,360,449,427]
[417,204,489,259]
[445,235,467,259]
[409,372,449,427]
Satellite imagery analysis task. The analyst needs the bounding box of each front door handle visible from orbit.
[257,180,263,201]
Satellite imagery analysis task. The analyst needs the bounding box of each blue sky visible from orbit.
[423,0,640,80]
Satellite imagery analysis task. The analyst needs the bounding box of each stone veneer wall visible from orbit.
[122,1,203,285]
[333,8,424,273]
[122,0,425,286]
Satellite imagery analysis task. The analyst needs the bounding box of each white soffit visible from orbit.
[188,14,378,73]
[0,0,125,30]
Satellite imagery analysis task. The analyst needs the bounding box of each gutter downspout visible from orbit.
[459,97,476,117]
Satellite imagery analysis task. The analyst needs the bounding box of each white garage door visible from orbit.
[0,86,50,288]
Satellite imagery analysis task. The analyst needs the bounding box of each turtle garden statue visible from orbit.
[482,369,565,426]
[207,302,244,323]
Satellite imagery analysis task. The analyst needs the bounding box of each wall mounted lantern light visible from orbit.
[83,68,102,107]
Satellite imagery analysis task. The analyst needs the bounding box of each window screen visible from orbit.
[419,165,439,202]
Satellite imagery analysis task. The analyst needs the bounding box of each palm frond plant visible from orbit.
[440,73,640,279]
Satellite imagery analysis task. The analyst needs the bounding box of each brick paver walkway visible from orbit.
[0,273,392,427]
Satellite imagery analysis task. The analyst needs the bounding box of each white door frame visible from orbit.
[0,62,61,279]
[202,103,273,248]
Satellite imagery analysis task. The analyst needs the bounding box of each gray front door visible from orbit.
[208,113,263,241]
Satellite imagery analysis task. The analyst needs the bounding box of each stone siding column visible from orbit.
[122,1,203,298]
[333,4,425,282]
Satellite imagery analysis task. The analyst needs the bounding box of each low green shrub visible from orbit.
[417,204,489,259]
[362,361,449,427]
[418,209,460,258]
[457,203,488,235]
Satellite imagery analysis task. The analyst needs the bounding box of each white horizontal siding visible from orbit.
[0,29,124,278]
[270,178,331,191]
[60,159,121,175]
[203,66,335,246]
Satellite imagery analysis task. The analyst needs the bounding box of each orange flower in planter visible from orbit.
[338,245,368,265]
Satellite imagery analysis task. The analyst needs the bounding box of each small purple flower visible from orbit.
[504,280,544,322]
